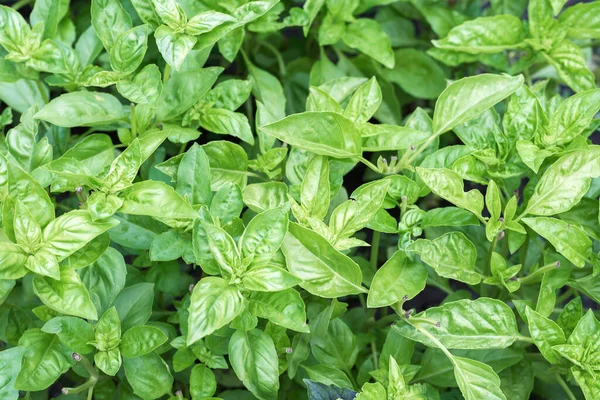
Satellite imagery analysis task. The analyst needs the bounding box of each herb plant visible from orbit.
[0,0,599,399]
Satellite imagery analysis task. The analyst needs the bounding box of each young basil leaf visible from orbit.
[523,147,600,216]
[42,316,95,354]
[240,207,289,264]
[14,329,74,391]
[432,15,525,54]
[120,326,168,358]
[342,19,394,69]
[281,222,367,297]
[522,217,591,267]
[91,0,132,50]
[35,91,125,127]
[33,268,98,320]
[187,277,245,345]
[229,328,280,399]
[432,74,523,135]
[407,232,481,285]
[176,143,212,207]
[416,167,484,218]
[123,352,174,399]
[261,112,362,159]
[111,283,154,331]
[367,251,427,308]
[453,356,507,400]
[190,364,217,399]
[395,298,522,349]
[525,306,566,364]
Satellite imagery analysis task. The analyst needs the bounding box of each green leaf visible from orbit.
[229,329,280,400]
[525,306,565,364]
[421,207,479,228]
[394,298,521,349]
[433,15,525,53]
[42,316,95,354]
[432,74,523,135]
[190,364,217,399]
[453,356,507,400]
[198,108,254,145]
[0,347,23,400]
[243,265,300,292]
[248,289,309,333]
[112,283,154,331]
[38,210,118,262]
[559,2,600,39]
[343,77,382,123]
[522,217,591,267]
[149,230,189,262]
[383,49,447,99]
[79,247,127,314]
[187,277,244,345]
[572,368,600,400]
[367,251,427,308]
[95,348,122,377]
[542,89,600,146]
[416,168,484,218]
[91,0,132,50]
[14,329,74,391]
[556,296,582,338]
[119,180,198,219]
[110,24,149,74]
[34,91,125,127]
[33,268,98,320]
[204,223,241,275]
[176,143,212,207]
[330,179,390,243]
[301,155,330,219]
[92,307,121,351]
[243,182,288,214]
[157,67,223,121]
[13,200,42,251]
[123,352,174,399]
[524,147,600,216]
[498,359,534,400]
[281,222,367,297]
[407,232,481,285]
[543,40,595,93]
[120,326,168,358]
[240,207,289,265]
[116,63,163,105]
[261,112,361,158]
[155,25,197,71]
[342,19,394,68]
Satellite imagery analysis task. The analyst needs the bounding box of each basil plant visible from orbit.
[0,0,600,399]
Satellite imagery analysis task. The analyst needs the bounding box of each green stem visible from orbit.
[358,156,380,173]
[178,143,187,154]
[400,133,440,167]
[481,235,499,297]
[131,104,137,138]
[519,261,560,285]
[400,196,408,217]
[163,64,171,83]
[343,367,359,391]
[256,39,287,76]
[36,80,49,104]
[370,340,378,370]
[555,372,577,400]
[426,277,453,295]
[13,0,33,11]
[370,231,380,271]
[62,356,98,395]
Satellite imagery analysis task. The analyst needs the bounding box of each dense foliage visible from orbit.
[1,0,600,399]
